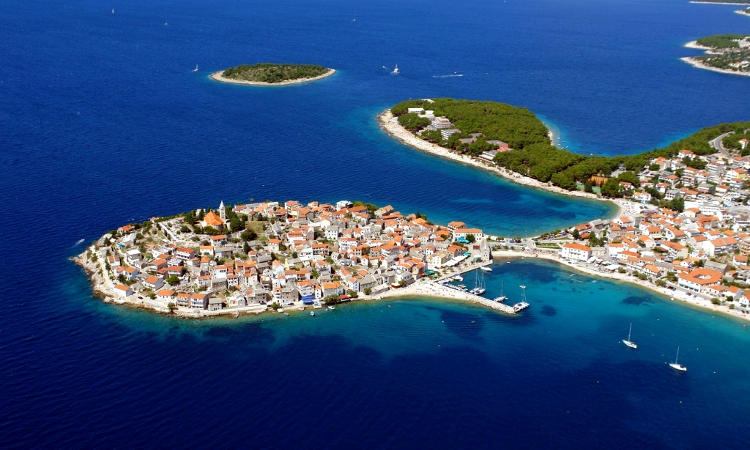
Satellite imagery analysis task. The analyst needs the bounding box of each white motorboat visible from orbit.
[391,64,399,75]
[480,266,492,272]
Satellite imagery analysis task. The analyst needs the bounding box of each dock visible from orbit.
[395,279,519,315]
[430,259,529,315]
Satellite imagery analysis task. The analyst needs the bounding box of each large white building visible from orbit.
[561,243,592,261]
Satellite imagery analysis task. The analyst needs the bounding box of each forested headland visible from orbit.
[696,34,750,49]
[390,98,750,198]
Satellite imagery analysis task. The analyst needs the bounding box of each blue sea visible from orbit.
[1,0,749,447]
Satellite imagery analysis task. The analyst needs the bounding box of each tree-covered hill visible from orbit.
[391,98,550,150]
[696,34,750,49]
[222,63,330,83]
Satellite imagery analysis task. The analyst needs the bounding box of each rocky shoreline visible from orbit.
[209,68,336,86]
[680,56,750,77]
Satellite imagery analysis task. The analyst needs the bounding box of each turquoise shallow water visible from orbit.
[13,258,746,448]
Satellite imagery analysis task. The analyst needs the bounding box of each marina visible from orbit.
[430,263,530,315]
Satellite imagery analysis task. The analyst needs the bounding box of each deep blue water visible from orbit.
[2,0,750,447]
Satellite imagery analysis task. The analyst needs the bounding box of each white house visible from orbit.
[114,284,133,297]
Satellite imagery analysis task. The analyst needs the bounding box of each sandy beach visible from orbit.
[492,249,750,323]
[209,68,336,86]
[377,109,623,218]
[680,56,750,77]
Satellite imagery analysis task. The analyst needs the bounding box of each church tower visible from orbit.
[219,200,226,221]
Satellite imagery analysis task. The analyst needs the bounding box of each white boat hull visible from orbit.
[669,363,687,372]
[622,339,637,349]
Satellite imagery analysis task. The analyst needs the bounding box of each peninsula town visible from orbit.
[76,98,750,322]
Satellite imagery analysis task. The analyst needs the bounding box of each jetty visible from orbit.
[390,279,519,315]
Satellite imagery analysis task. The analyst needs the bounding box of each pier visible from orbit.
[395,280,519,315]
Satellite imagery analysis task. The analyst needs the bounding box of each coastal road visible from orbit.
[709,131,734,156]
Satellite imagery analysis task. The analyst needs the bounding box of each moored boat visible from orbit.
[622,323,638,349]
[513,285,530,312]
[669,346,687,372]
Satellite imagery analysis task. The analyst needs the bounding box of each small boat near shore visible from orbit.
[310,311,315,317]
[327,305,336,310]
[480,266,492,272]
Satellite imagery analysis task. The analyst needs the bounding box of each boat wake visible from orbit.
[73,238,85,247]
[432,73,463,78]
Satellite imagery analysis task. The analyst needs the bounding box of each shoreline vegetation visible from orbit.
[210,63,335,86]
[681,36,750,77]
[380,98,748,201]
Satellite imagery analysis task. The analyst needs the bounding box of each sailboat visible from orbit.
[391,64,399,75]
[622,323,638,349]
[669,346,687,372]
[494,280,508,303]
[470,269,486,295]
[193,64,199,72]
[513,285,530,312]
